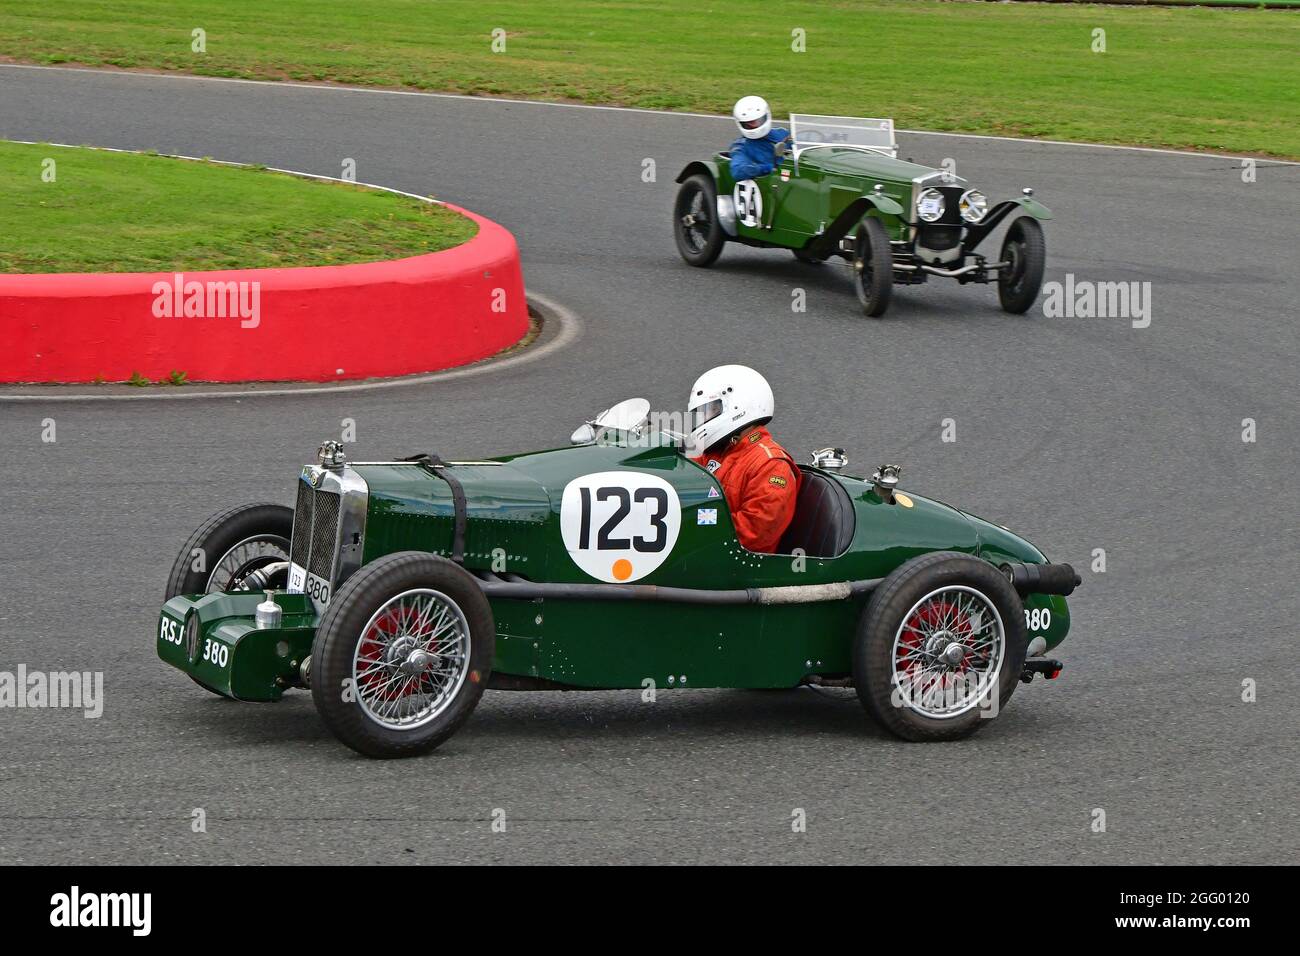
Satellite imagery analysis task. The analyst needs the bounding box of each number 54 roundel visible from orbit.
[560,471,682,583]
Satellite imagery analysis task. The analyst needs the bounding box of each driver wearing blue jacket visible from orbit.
[729,95,791,180]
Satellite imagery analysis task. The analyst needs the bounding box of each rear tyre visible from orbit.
[164,502,293,599]
[852,217,893,317]
[310,551,494,758]
[853,552,1026,741]
[673,173,725,267]
[997,216,1046,314]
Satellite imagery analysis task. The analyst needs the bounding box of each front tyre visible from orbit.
[852,217,893,317]
[673,173,725,267]
[164,502,294,698]
[853,552,1026,741]
[997,216,1046,314]
[310,551,494,758]
[164,502,293,599]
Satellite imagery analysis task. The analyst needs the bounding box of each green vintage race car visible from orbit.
[673,114,1052,316]
[158,401,1079,758]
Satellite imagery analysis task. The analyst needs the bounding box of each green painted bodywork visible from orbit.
[1016,196,1054,222]
[716,148,923,246]
[158,434,1072,700]
[158,592,316,701]
[682,146,1051,251]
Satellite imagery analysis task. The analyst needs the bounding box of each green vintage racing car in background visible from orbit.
[159,400,1079,758]
[673,114,1052,317]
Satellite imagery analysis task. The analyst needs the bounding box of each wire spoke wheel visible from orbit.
[855,552,1026,741]
[891,585,1004,719]
[206,534,290,593]
[164,503,296,699]
[352,588,470,731]
[165,503,295,601]
[312,552,492,758]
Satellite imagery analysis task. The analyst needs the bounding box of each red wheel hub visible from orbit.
[357,604,424,701]
[896,598,974,679]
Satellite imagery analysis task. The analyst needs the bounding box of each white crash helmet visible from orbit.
[733,95,772,140]
[687,364,775,456]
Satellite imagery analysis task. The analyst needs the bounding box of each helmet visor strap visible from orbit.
[691,399,724,431]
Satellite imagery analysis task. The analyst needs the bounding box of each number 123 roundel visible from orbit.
[560,471,682,583]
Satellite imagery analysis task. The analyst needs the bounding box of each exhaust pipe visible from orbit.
[473,571,881,606]
[1000,561,1081,597]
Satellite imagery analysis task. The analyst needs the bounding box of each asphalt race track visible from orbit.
[1,65,1297,865]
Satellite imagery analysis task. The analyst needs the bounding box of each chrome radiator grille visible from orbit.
[290,480,314,567]
[288,461,368,607]
[290,480,343,584]
[308,492,341,581]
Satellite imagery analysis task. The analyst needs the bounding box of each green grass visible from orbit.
[0,1,1296,157]
[0,141,477,273]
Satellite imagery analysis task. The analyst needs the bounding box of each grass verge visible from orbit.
[0,140,477,273]
[0,1,1296,157]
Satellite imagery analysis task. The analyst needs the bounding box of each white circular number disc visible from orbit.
[560,471,681,583]
[733,180,763,228]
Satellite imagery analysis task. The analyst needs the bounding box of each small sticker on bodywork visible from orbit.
[707,486,720,498]
[698,508,718,526]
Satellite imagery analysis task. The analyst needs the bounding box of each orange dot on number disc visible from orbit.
[611,559,633,581]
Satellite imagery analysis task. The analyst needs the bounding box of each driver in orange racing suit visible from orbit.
[686,365,801,554]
